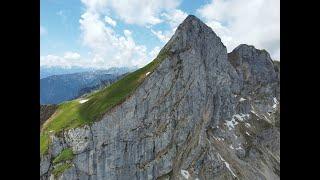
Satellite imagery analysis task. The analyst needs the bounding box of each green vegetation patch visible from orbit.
[52,162,73,178]
[40,48,171,155]
[40,132,50,156]
[79,49,169,122]
[53,148,74,164]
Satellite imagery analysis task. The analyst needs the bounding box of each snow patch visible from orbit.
[229,145,234,149]
[180,169,190,179]
[225,118,238,130]
[217,137,224,141]
[225,161,237,178]
[213,136,224,141]
[217,153,224,161]
[217,154,237,178]
[233,113,250,122]
[145,72,150,76]
[239,97,246,102]
[245,131,251,136]
[273,97,279,109]
[263,115,272,123]
[250,110,261,119]
[225,113,250,130]
[79,99,89,104]
[245,123,251,128]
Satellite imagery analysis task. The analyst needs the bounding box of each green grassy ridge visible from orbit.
[40,48,170,156]
[53,148,74,164]
[52,162,73,177]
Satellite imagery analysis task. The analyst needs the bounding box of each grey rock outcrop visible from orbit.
[41,15,280,180]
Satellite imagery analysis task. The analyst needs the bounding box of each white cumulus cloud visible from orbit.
[40,52,88,68]
[104,16,117,27]
[150,29,170,43]
[150,9,188,43]
[161,9,188,29]
[78,2,156,68]
[41,0,186,69]
[149,46,161,59]
[123,29,132,37]
[64,52,81,60]
[197,0,280,60]
[80,0,181,26]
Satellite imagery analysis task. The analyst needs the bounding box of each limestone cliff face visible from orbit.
[40,15,280,180]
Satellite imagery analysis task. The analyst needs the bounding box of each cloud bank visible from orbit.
[197,0,280,60]
[41,0,280,69]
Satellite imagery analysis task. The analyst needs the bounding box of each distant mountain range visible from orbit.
[40,70,129,104]
[40,66,135,79]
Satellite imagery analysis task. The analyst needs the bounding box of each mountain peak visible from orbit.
[233,44,269,55]
[228,44,278,88]
[181,14,203,25]
[162,14,224,58]
[175,14,216,36]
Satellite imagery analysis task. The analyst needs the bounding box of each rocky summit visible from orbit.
[40,15,280,180]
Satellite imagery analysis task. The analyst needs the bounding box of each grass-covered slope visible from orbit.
[40,104,58,129]
[53,148,74,164]
[40,49,170,155]
[52,162,73,177]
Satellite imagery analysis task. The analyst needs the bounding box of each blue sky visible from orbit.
[40,0,279,69]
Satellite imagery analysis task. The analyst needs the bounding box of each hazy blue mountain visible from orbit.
[40,70,127,104]
[40,66,135,79]
[40,66,95,79]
